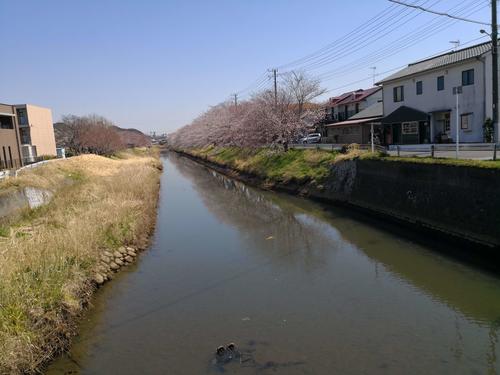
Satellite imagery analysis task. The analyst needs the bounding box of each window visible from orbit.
[402,121,419,135]
[461,113,473,130]
[462,69,474,86]
[0,116,14,129]
[416,81,423,95]
[444,113,451,132]
[437,76,445,91]
[16,108,28,126]
[393,86,404,102]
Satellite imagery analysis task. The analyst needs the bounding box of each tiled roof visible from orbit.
[377,42,491,84]
[326,87,381,107]
[349,101,383,120]
[336,87,381,105]
[327,92,353,106]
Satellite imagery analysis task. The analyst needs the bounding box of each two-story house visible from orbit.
[376,42,493,145]
[320,87,382,140]
[325,87,382,123]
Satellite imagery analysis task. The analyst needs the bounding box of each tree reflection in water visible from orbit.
[170,153,343,273]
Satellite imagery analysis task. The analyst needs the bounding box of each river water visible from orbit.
[47,153,500,375]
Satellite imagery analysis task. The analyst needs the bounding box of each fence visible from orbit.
[388,143,499,160]
[0,156,56,174]
[289,143,387,153]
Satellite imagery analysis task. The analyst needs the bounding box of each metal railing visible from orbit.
[289,143,387,153]
[289,143,344,151]
[388,143,499,160]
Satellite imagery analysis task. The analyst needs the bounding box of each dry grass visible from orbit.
[0,151,161,374]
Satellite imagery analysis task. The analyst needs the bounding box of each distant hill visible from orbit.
[54,122,151,148]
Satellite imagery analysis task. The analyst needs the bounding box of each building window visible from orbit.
[461,113,473,130]
[462,69,474,86]
[355,103,360,113]
[437,76,445,91]
[416,81,423,95]
[0,116,14,129]
[402,121,419,135]
[16,108,28,126]
[393,86,404,102]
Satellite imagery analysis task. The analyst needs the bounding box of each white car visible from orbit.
[301,133,322,144]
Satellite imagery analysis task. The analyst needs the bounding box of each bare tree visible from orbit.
[283,71,326,117]
[61,114,126,156]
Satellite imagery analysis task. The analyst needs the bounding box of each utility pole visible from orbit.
[492,0,498,142]
[232,93,238,108]
[454,86,463,158]
[271,68,278,107]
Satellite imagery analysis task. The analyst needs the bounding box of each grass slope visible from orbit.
[189,146,500,184]
[0,149,161,374]
[192,147,339,184]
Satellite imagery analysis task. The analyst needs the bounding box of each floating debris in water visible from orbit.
[265,236,274,240]
[213,343,241,365]
[209,340,306,373]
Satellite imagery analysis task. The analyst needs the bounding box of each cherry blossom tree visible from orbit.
[169,71,325,151]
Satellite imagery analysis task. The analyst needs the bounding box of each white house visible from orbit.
[376,42,495,145]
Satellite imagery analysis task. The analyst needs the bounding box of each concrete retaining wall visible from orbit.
[0,187,53,219]
[318,159,500,247]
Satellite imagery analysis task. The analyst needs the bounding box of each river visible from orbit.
[47,153,500,374]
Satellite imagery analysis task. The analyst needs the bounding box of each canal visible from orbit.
[48,153,500,374]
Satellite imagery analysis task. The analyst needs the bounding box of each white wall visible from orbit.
[382,58,486,143]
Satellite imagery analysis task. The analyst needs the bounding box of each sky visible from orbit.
[0,0,492,134]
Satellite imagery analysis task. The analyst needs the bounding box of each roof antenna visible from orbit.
[449,40,460,50]
[370,67,377,85]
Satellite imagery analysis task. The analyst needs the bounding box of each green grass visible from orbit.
[193,147,339,184]
[186,146,500,187]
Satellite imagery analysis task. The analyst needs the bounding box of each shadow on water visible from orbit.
[47,152,500,375]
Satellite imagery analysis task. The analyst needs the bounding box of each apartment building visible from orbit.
[0,103,56,170]
[0,103,23,169]
[15,104,57,160]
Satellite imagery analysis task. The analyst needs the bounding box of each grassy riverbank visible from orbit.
[190,146,341,184]
[187,146,500,184]
[0,150,161,374]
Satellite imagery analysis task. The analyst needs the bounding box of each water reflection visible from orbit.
[171,154,500,325]
[47,153,500,375]
[169,154,500,374]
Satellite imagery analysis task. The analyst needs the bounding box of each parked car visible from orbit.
[301,133,322,144]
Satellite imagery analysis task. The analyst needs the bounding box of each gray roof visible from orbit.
[377,42,491,84]
[349,101,383,120]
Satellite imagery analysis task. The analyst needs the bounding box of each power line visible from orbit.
[287,0,438,72]
[289,0,485,73]
[389,0,491,25]
[276,2,402,70]
[322,35,490,96]
[234,0,434,100]
[314,0,487,82]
